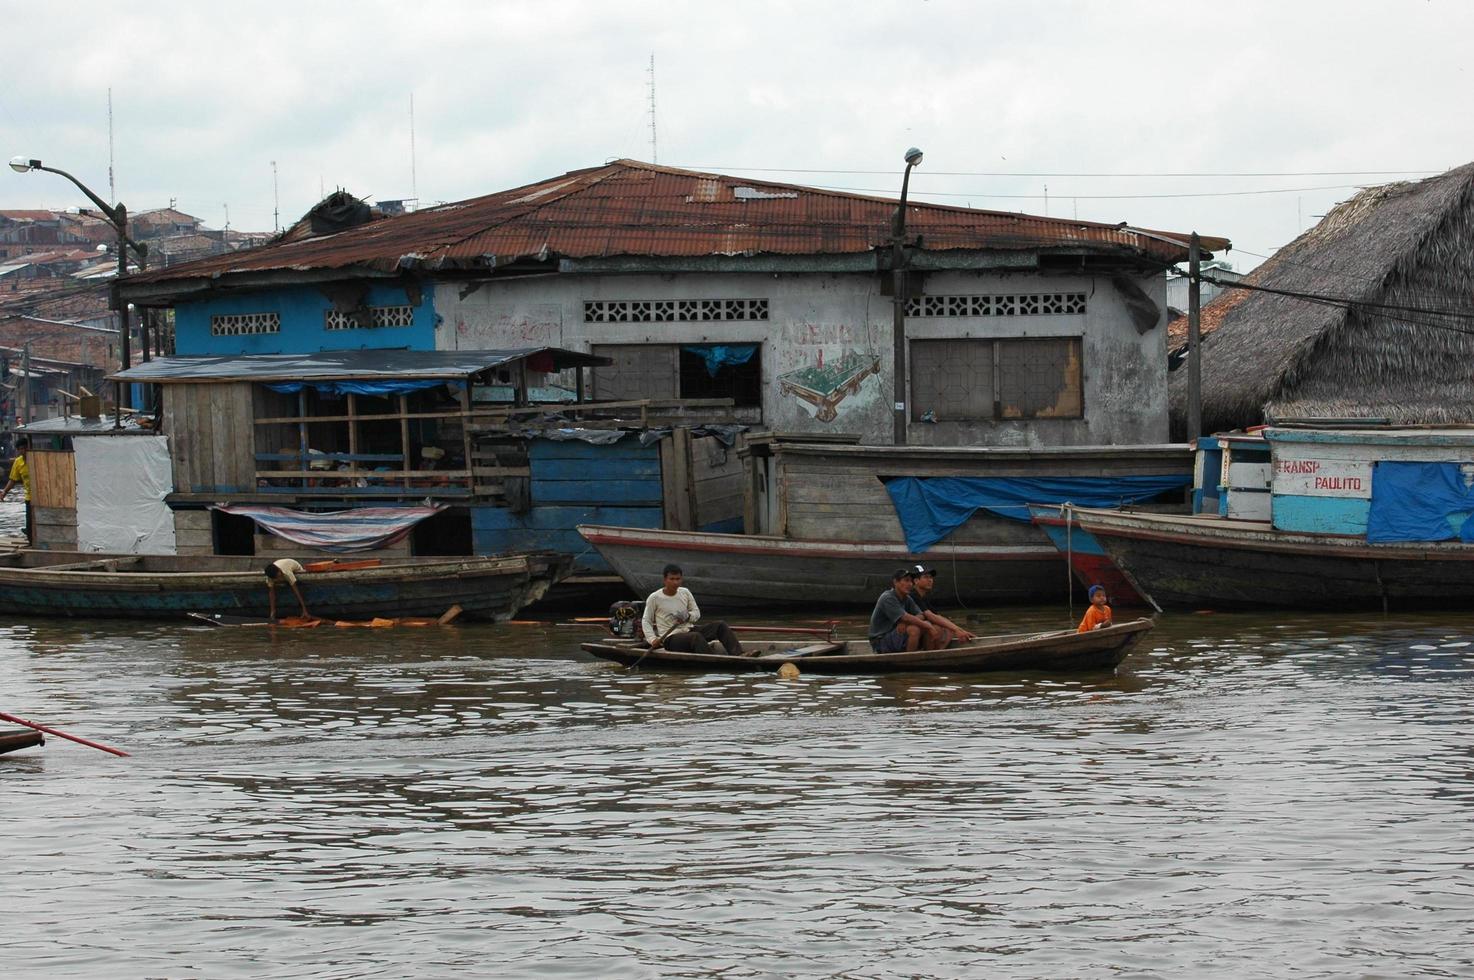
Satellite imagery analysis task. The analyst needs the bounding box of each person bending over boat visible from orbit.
[1077,585,1113,632]
[264,558,313,622]
[642,564,745,656]
[908,563,977,646]
[869,568,944,653]
[1,436,32,546]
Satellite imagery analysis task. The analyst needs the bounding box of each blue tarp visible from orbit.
[884,474,1193,553]
[265,379,452,397]
[1367,462,1474,543]
[683,344,757,378]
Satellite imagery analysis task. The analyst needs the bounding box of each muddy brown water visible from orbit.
[2,502,1472,977]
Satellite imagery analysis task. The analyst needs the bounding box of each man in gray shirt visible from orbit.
[868,568,941,653]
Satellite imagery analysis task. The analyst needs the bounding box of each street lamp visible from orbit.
[8,156,148,410]
[890,146,923,445]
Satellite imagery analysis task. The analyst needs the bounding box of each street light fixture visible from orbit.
[890,146,923,445]
[8,155,148,412]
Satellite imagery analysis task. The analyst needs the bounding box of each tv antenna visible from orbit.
[410,92,418,205]
[647,54,658,163]
[107,87,115,202]
[271,161,280,232]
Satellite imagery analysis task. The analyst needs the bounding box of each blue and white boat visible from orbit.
[1072,426,1474,610]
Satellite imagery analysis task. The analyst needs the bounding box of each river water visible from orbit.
[2,503,1472,977]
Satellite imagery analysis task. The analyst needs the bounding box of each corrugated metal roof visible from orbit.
[110,347,610,383]
[127,161,1228,289]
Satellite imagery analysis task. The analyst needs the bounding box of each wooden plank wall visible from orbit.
[471,438,665,571]
[777,453,1052,546]
[164,382,256,493]
[27,449,76,509]
[173,509,214,556]
[690,434,745,533]
[31,505,77,551]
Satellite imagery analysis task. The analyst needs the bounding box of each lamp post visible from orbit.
[9,156,148,410]
[890,146,923,445]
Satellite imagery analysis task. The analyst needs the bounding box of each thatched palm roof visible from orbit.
[1171,162,1474,434]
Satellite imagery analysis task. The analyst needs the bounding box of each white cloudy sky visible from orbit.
[3,0,1470,271]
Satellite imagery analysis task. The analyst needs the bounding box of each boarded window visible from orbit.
[591,344,678,400]
[910,337,1082,421]
[591,343,762,407]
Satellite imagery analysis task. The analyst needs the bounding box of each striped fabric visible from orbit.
[213,505,444,553]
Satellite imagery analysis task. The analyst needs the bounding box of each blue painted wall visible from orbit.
[1272,494,1370,536]
[173,282,436,355]
[471,438,666,572]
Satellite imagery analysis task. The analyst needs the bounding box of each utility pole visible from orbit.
[890,148,924,445]
[1186,232,1202,443]
[21,342,30,425]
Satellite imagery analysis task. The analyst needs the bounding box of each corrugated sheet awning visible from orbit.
[110,347,609,383]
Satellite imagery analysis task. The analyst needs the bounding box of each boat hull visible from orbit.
[581,618,1153,674]
[0,729,44,755]
[0,552,571,621]
[1074,508,1474,609]
[577,524,1063,608]
[1027,504,1150,607]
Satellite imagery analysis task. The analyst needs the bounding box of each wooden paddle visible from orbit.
[628,617,687,670]
[0,710,130,758]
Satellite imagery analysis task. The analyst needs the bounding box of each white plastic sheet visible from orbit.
[74,435,178,554]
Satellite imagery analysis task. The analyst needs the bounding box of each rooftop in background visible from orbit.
[18,414,156,435]
[121,159,1231,301]
[111,347,611,383]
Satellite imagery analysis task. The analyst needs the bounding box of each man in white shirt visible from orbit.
[264,558,313,621]
[641,563,744,656]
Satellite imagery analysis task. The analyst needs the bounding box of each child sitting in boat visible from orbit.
[1077,585,1113,632]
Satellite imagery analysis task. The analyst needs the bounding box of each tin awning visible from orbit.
[111,347,610,384]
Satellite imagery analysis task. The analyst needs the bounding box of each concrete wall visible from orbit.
[173,281,435,356]
[435,269,1170,447]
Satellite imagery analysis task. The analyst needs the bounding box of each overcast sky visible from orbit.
[3,0,1471,271]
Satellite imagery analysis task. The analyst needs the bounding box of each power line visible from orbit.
[1201,272,1474,338]
[674,164,1443,179]
[809,182,1368,201]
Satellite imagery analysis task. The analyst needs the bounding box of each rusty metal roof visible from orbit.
[127,160,1229,288]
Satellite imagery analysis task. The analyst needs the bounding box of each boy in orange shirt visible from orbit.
[1078,585,1113,632]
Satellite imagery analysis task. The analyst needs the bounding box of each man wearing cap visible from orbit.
[908,563,977,646]
[868,568,943,653]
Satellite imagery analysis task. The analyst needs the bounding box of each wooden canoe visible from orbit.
[580,617,1154,674]
[0,551,570,621]
[0,729,44,755]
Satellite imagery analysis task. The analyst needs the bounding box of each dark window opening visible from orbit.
[678,346,761,407]
[213,510,256,555]
[591,342,762,408]
[412,508,474,556]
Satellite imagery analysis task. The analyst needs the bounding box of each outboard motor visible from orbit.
[607,600,644,639]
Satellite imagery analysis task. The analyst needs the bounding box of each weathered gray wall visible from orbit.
[435,268,1168,446]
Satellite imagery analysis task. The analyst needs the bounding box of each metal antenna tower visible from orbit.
[647,54,658,163]
[271,161,280,232]
[410,93,418,205]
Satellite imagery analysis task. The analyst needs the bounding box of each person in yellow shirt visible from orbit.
[1,436,32,545]
[1077,584,1113,633]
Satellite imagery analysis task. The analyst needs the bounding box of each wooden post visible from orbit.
[297,389,309,489]
[399,395,411,489]
[346,393,359,476]
[459,383,475,495]
[1187,232,1202,443]
[575,366,585,403]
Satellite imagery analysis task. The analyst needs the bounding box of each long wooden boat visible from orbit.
[0,729,45,755]
[0,551,571,621]
[578,523,1062,608]
[1072,507,1474,609]
[581,617,1154,674]
[1026,504,1150,607]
